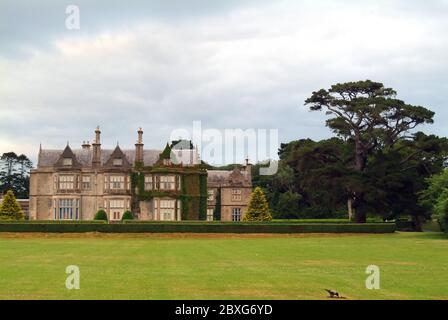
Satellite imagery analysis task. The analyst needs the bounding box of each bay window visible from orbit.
[55,199,79,220]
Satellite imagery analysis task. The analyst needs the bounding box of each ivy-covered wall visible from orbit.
[131,165,208,220]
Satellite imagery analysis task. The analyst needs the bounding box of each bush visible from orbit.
[94,210,108,221]
[434,190,448,233]
[0,190,24,220]
[243,187,272,222]
[439,209,448,234]
[121,211,134,221]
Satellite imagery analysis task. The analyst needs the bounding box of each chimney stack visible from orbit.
[92,126,101,167]
[135,127,144,164]
[82,141,91,150]
[244,157,252,181]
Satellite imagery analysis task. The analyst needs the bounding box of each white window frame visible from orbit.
[58,175,75,190]
[62,158,73,166]
[144,175,153,190]
[113,158,123,166]
[231,189,242,201]
[232,208,242,222]
[56,198,79,220]
[109,199,125,221]
[207,209,214,221]
[82,175,91,190]
[160,176,176,191]
[110,175,125,190]
[160,199,176,221]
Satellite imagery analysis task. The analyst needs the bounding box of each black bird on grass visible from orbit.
[325,289,340,299]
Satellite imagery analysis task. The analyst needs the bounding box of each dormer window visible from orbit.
[113,158,123,166]
[63,158,73,166]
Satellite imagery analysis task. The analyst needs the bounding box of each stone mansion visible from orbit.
[29,128,252,222]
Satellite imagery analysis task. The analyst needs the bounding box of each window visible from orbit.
[62,158,73,166]
[82,175,91,190]
[160,176,176,190]
[231,189,242,201]
[144,175,153,190]
[160,200,176,221]
[232,208,242,222]
[207,209,214,221]
[109,199,125,221]
[207,190,214,201]
[113,158,123,166]
[177,200,181,221]
[56,199,79,220]
[110,176,125,190]
[110,199,125,208]
[59,175,75,190]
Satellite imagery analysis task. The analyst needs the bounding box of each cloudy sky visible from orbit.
[1,0,447,165]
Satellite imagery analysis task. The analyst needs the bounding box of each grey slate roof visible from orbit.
[207,170,232,183]
[207,169,251,187]
[37,148,201,168]
[38,149,162,167]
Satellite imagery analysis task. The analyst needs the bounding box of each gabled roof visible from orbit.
[103,145,131,168]
[54,145,81,168]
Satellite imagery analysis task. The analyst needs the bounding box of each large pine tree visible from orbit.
[243,187,272,222]
[0,190,24,220]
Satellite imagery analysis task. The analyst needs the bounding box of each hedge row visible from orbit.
[0,220,107,224]
[0,222,396,234]
[126,219,384,224]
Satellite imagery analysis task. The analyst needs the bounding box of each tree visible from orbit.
[94,210,108,221]
[281,138,358,219]
[266,133,447,226]
[437,194,448,233]
[305,80,435,222]
[365,133,448,230]
[0,190,24,220]
[420,170,448,233]
[420,170,448,211]
[243,187,272,222]
[121,211,134,221]
[275,191,302,219]
[0,152,33,198]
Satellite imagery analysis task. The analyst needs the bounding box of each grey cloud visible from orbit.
[0,0,448,166]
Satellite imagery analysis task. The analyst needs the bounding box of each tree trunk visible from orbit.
[352,137,367,223]
[412,215,424,232]
[348,198,354,221]
[354,210,367,223]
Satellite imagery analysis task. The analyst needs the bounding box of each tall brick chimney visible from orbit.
[244,157,252,182]
[135,127,144,164]
[92,126,101,167]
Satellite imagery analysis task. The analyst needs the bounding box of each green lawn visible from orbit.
[0,232,447,300]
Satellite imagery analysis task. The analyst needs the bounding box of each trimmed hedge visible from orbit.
[0,220,107,224]
[395,219,415,231]
[0,222,395,234]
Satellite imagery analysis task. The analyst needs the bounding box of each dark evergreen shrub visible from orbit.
[94,210,108,221]
[121,211,134,221]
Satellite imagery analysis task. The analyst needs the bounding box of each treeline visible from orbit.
[253,80,448,230]
[0,152,33,199]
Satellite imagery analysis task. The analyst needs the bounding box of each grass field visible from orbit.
[0,232,447,300]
